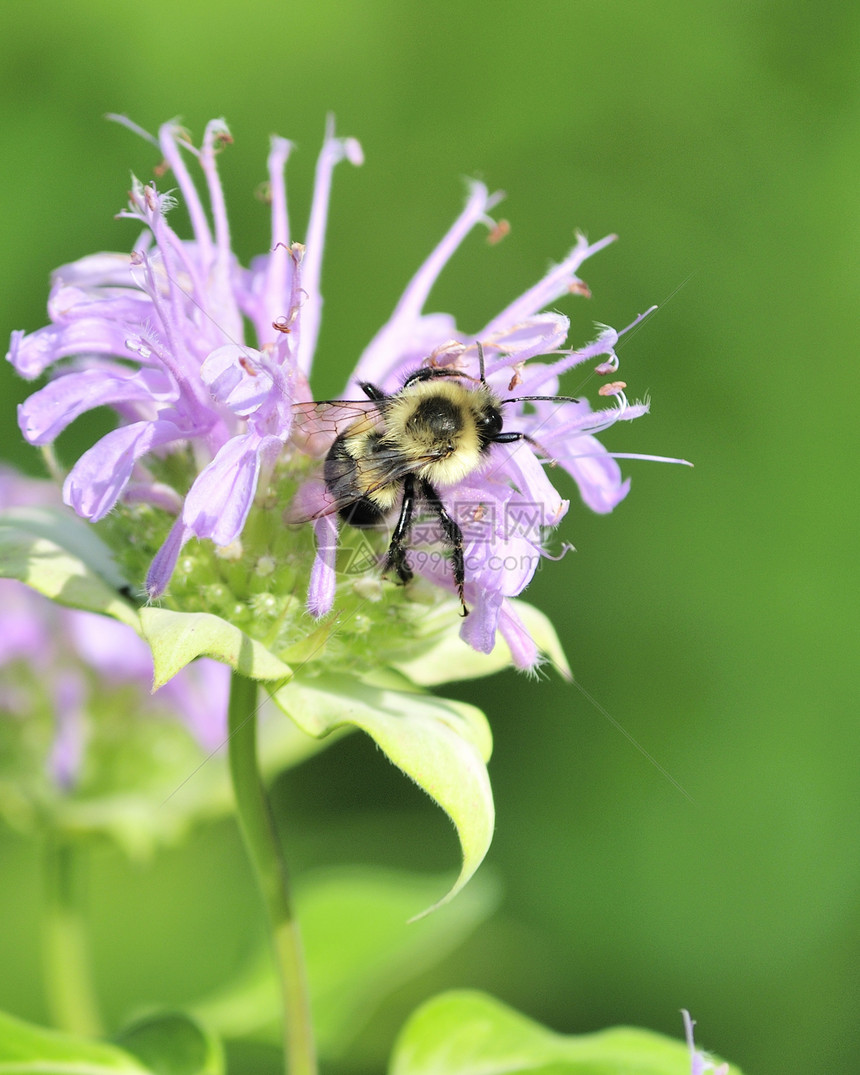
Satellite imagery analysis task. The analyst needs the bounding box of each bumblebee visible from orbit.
[294,348,576,615]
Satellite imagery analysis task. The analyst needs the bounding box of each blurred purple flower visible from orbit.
[0,467,229,792]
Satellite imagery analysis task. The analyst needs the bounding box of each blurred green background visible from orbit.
[1,2,858,1073]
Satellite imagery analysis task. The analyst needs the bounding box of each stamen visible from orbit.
[507,365,524,391]
[486,218,510,244]
[595,354,619,374]
[542,541,575,562]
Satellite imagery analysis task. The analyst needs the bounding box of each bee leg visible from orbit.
[384,473,416,586]
[491,430,530,445]
[358,381,386,401]
[492,429,556,465]
[419,479,469,616]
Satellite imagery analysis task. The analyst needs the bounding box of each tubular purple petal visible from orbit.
[459,590,502,654]
[183,432,277,546]
[307,515,339,618]
[244,136,293,349]
[355,181,500,385]
[157,121,215,258]
[498,601,541,671]
[561,439,632,513]
[480,314,571,373]
[482,232,616,336]
[8,316,138,380]
[17,368,167,445]
[146,517,193,600]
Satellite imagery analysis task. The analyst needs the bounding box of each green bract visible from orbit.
[274,674,494,911]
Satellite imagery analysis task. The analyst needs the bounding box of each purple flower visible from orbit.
[8,117,362,597]
[7,118,684,671]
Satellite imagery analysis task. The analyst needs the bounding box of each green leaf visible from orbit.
[390,991,742,1075]
[0,1008,149,1075]
[306,869,500,1056]
[0,1009,223,1075]
[140,607,292,688]
[191,867,500,1057]
[392,598,572,684]
[0,507,139,630]
[114,1012,224,1075]
[273,675,494,913]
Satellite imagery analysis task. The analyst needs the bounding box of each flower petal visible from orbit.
[497,599,540,671]
[482,232,616,334]
[146,517,192,599]
[559,434,631,513]
[63,419,186,521]
[8,318,138,379]
[18,367,172,445]
[183,432,281,545]
[481,313,570,371]
[297,118,363,374]
[355,181,498,385]
[307,514,339,617]
[459,589,503,654]
[200,345,275,416]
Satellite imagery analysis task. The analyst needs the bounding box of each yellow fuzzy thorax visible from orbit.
[381,378,495,487]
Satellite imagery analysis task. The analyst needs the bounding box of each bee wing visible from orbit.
[290,398,383,458]
[286,444,449,524]
[285,475,347,523]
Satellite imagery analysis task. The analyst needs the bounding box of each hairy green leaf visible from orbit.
[140,608,292,688]
[274,675,493,912]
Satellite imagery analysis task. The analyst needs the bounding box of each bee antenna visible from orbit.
[476,340,487,384]
[501,394,581,406]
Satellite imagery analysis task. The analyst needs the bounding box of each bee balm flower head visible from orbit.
[7,118,683,673]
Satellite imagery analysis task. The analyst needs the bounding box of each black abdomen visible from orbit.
[324,432,392,528]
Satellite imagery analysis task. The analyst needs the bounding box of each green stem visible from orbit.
[42,837,102,1036]
[227,671,316,1075]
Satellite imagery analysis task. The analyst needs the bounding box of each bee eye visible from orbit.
[479,408,503,437]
